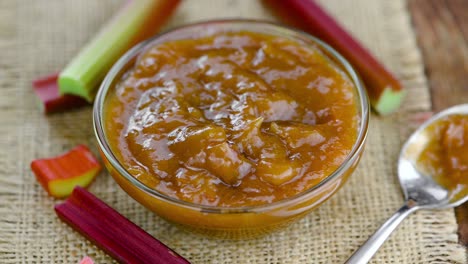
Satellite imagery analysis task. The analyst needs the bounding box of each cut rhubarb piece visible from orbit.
[58,0,181,101]
[32,73,89,114]
[55,187,190,264]
[31,145,101,198]
[262,0,404,115]
[78,256,94,264]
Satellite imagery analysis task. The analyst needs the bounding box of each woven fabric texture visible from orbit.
[0,0,466,263]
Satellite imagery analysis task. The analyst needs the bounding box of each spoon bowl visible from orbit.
[399,104,468,208]
[347,104,468,263]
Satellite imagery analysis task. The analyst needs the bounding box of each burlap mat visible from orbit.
[0,0,466,263]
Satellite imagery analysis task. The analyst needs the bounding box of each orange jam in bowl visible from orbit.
[94,20,369,238]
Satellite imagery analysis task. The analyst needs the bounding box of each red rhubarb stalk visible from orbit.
[55,187,190,264]
[262,0,405,115]
[32,74,89,114]
[78,256,94,264]
[31,145,101,198]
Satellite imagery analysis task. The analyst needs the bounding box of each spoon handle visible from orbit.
[345,203,419,264]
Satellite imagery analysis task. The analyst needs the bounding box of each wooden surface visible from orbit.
[408,0,468,245]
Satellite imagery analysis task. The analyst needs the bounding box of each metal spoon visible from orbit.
[346,104,468,264]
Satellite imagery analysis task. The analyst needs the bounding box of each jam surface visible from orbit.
[417,114,468,199]
[104,31,359,207]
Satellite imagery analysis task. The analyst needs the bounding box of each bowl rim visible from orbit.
[93,19,370,214]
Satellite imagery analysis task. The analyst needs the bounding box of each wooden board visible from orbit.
[408,0,468,245]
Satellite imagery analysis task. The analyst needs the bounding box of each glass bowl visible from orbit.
[93,20,369,239]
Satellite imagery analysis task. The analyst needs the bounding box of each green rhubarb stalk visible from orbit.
[58,0,180,101]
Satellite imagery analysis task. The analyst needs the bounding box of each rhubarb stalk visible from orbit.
[55,187,190,264]
[78,256,94,264]
[58,0,181,101]
[32,74,89,114]
[262,0,405,115]
[31,145,101,198]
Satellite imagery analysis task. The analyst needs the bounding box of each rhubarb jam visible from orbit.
[104,31,360,207]
[417,114,468,199]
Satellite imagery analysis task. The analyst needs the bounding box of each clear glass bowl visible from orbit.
[93,20,369,239]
